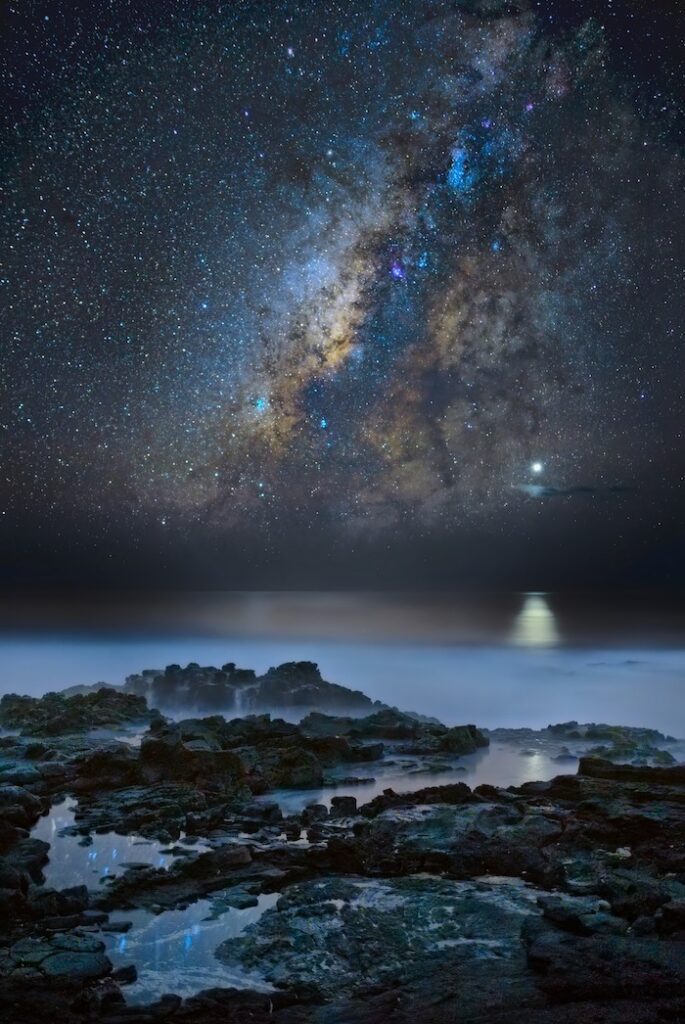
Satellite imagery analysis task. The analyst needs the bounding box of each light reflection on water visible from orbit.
[3,639,685,734]
[265,742,578,815]
[105,894,279,1003]
[510,594,559,647]
[266,732,685,815]
[31,798,210,890]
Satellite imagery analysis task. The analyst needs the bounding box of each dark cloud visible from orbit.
[515,484,640,499]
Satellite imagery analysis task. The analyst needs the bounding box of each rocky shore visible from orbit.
[0,678,683,1023]
[122,660,382,716]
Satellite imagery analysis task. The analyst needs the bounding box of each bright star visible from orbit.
[531,462,543,474]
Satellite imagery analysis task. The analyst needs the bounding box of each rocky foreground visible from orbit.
[0,683,684,1023]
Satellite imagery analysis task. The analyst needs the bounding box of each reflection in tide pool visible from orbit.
[265,741,574,815]
[267,732,685,817]
[106,894,279,1003]
[511,594,559,648]
[31,798,210,890]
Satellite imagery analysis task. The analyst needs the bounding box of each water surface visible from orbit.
[31,798,211,890]
[105,895,279,1003]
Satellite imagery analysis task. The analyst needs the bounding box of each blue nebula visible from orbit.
[447,146,479,194]
[254,397,268,413]
[390,259,406,280]
[417,251,429,269]
[447,124,521,200]
[319,417,328,429]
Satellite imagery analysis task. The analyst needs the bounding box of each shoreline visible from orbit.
[1,674,684,1021]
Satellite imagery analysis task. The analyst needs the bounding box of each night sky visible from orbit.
[1,0,684,589]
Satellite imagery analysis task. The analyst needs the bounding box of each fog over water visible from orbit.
[2,592,684,735]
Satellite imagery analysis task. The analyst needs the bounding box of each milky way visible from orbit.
[1,0,683,586]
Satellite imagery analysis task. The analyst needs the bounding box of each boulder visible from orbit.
[330,795,357,817]
[0,932,111,987]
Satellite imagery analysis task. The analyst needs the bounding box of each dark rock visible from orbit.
[241,745,323,790]
[3,837,50,885]
[632,915,656,936]
[524,917,685,1003]
[0,785,44,829]
[360,781,474,817]
[578,757,685,784]
[71,977,125,1012]
[0,689,154,736]
[217,874,541,1014]
[538,894,628,935]
[330,795,357,817]
[657,899,685,935]
[139,724,246,794]
[124,659,379,716]
[302,803,328,825]
[0,932,111,987]
[111,963,137,984]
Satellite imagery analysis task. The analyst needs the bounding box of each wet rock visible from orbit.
[0,821,29,852]
[3,837,50,886]
[304,734,384,765]
[27,884,89,920]
[524,916,685,1003]
[71,977,125,1012]
[240,800,283,824]
[242,746,323,790]
[330,795,357,817]
[538,894,629,935]
[631,915,657,936]
[0,932,111,987]
[0,689,154,737]
[209,884,260,910]
[101,920,132,933]
[124,659,379,716]
[656,899,685,935]
[0,785,44,829]
[301,803,328,825]
[73,781,209,838]
[0,760,43,788]
[139,725,246,793]
[578,757,685,784]
[360,781,474,817]
[70,743,139,792]
[111,963,137,984]
[217,874,541,1013]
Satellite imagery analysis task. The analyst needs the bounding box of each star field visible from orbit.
[1,0,684,586]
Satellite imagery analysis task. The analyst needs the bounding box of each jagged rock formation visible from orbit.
[123,660,380,716]
[301,708,489,755]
